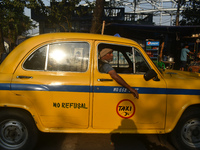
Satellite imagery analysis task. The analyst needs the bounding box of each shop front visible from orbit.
[104,24,200,71]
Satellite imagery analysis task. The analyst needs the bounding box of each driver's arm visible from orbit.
[108,70,139,99]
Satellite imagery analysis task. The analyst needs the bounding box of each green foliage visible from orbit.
[1,0,36,35]
[180,0,200,25]
[31,0,84,32]
[0,0,36,51]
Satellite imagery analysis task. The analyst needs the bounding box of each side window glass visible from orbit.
[134,49,150,73]
[23,46,47,70]
[47,42,89,72]
[98,43,133,74]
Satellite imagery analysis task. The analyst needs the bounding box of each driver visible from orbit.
[98,48,139,99]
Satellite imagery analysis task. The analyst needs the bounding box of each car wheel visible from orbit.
[0,109,38,150]
[170,108,200,150]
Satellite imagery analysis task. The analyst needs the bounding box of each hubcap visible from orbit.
[181,119,200,148]
[0,120,28,149]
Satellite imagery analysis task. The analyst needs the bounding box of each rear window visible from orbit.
[23,42,90,72]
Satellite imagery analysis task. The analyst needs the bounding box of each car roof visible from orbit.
[0,33,138,73]
[27,32,136,44]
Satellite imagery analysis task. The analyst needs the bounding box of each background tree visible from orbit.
[179,0,200,25]
[175,0,187,26]
[48,0,81,32]
[32,0,82,32]
[0,1,5,58]
[90,0,105,34]
[0,0,36,61]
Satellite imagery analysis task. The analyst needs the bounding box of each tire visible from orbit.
[0,109,38,150]
[170,108,200,150]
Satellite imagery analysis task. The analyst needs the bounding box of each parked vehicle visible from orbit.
[0,33,199,150]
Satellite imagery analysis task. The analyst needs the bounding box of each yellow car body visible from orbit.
[0,33,200,150]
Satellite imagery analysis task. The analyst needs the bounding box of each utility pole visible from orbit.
[176,0,180,26]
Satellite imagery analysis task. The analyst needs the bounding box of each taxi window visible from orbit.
[111,51,130,68]
[23,42,89,72]
[134,49,150,74]
[47,42,89,72]
[23,46,46,70]
[98,43,150,74]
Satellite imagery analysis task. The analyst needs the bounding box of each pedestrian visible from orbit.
[98,48,139,99]
[180,44,193,71]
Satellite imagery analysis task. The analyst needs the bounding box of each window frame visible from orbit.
[22,41,91,73]
[97,42,151,74]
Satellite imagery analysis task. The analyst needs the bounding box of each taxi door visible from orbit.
[93,42,167,131]
[11,41,91,129]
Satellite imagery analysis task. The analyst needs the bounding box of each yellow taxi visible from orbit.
[0,33,199,150]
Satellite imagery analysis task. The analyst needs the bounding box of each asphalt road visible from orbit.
[34,133,176,150]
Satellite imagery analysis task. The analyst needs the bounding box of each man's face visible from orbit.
[102,51,113,62]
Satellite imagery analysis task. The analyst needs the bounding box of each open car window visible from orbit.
[98,43,150,74]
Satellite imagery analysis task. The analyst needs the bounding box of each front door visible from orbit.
[93,42,167,131]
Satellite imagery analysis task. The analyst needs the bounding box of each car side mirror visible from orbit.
[144,69,160,81]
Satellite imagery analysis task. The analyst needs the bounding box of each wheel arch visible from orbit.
[169,104,200,133]
[169,104,200,150]
[0,107,40,150]
[180,104,200,118]
[0,106,47,132]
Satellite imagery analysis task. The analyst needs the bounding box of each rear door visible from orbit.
[93,42,167,131]
[11,40,92,129]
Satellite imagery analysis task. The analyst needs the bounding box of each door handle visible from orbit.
[97,79,113,82]
[17,76,33,79]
